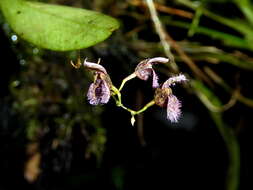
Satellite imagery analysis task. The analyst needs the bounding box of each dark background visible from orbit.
[1,1,252,190]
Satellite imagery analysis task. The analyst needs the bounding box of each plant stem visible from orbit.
[192,80,240,190]
[111,85,135,114]
[177,0,253,37]
[135,100,155,115]
[211,113,240,190]
[111,85,156,125]
[145,0,178,72]
[119,73,136,91]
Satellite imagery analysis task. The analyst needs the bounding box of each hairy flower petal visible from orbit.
[162,74,187,89]
[87,78,110,105]
[83,58,107,74]
[167,94,181,122]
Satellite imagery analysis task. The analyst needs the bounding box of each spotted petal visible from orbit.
[87,78,110,105]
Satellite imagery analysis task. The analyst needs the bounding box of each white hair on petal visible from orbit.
[166,95,181,123]
[162,74,187,89]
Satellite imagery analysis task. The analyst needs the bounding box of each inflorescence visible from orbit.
[71,57,187,126]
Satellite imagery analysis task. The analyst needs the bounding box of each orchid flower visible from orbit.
[83,58,112,105]
[135,57,169,88]
[154,74,187,122]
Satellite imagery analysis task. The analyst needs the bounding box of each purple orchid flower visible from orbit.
[135,57,169,88]
[83,59,112,105]
[154,74,187,122]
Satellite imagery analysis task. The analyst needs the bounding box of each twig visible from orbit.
[145,0,212,85]
[130,0,193,19]
[165,33,213,85]
[195,87,238,112]
[204,66,253,108]
[145,0,178,72]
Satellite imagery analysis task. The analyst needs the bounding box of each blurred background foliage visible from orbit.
[1,0,253,190]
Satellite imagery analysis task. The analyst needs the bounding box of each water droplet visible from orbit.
[11,35,18,42]
[12,80,20,87]
[33,48,39,54]
[20,59,26,66]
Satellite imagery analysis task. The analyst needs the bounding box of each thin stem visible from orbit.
[210,112,240,190]
[235,0,253,26]
[177,0,253,37]
[188,5,203,37]
[146,0,211,85]
[192,80,240,190]
[135,100,155,115]
[204,66,253,108]
[131,100,155,126]
[119,73,137,91]
[145,0,178,72]
[129,0,193,19]
[111,85,155,121]
[111,85,135,114]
